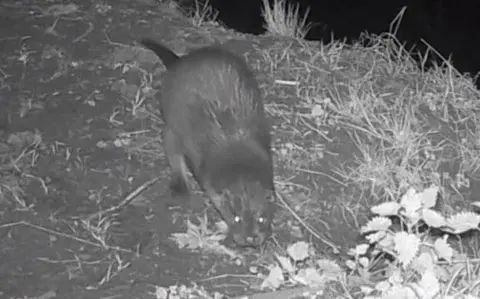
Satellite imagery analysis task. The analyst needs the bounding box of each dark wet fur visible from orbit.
[204,141,274,192]
[140,38,276,247]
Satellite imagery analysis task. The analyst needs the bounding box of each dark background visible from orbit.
[182,0,480,87]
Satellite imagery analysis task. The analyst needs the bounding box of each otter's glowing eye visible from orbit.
[258,217,265,224]
[234,216,241,223]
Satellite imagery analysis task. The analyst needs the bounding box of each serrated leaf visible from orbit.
[287,241,310,262]
[175,219,205,248]
[293,268,326,287]
[383,285,416,298]
[275,253,295,273]
[394,232,420,268]
[446,212,480,234]
[316,259,344,281]
[377,233,394,249]
[156,287,168,299]
[418,186,439,209]
[434,235,453,263]
[400,188,417,204]
[433,264,450,282]
[169,218,232,257]
[361,216,392,234]
[345,260,356,270]
[411,252,435,274]
[422,209,446,228]
[389,269,403,285]
[359,257,369,268]
[311,104,324,117]
[400,188,422,214]
[406,212,422,227]
[170,232,193,249]
[349,244,369,256]
[260,265,284,290]
[206,233,226,243]
[375,280,391,293]
[365,231,387,244]
[371,202,401,216]
[186,219,203,236]
[416,269,440,299]
[359,286,374,295]
[196,214,210,233]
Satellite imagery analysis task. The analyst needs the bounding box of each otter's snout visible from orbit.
[232,231,267,248]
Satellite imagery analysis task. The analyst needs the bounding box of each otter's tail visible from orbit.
[140,38,180,69]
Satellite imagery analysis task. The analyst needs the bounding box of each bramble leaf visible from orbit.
[401,188,422,215]
[287,241,310,262]
[434,235,454,263]
[275,253,295,273]
[416,269,440,299]
[371,201,402,216]
[260,264,284,290]
[361,216,392,234]
[394,232,420,268]
[446,212,480,234]
[417,186,439,209]
[412,251,435,274]
[422,209,446,228]
[365,231,387,244]
[316,259,344,281]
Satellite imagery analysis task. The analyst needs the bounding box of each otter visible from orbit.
[140,38,276,247]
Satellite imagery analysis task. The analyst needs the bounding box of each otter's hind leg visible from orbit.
[163,128,189,194]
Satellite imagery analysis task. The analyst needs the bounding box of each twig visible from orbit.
[295,167,347,186]
[197,273,257,282]
[86,176,162,221]
[275,191,340,254]
[0,220,132,253]
[298,114,334,143]
[73,22,94,43]
[230,285,326,299]
[104,31,134,48]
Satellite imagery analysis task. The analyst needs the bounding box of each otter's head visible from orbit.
[207,179,276,247]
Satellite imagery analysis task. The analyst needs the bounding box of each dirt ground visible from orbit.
[0,1,395,298]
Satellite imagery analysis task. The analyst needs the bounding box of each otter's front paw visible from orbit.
[169,175,189,195]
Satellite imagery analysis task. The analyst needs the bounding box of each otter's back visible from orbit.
[160,47,271,153]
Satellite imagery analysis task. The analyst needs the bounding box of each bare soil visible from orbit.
[1,0,457,298]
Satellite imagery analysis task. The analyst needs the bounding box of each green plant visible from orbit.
[347,186,480,298]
